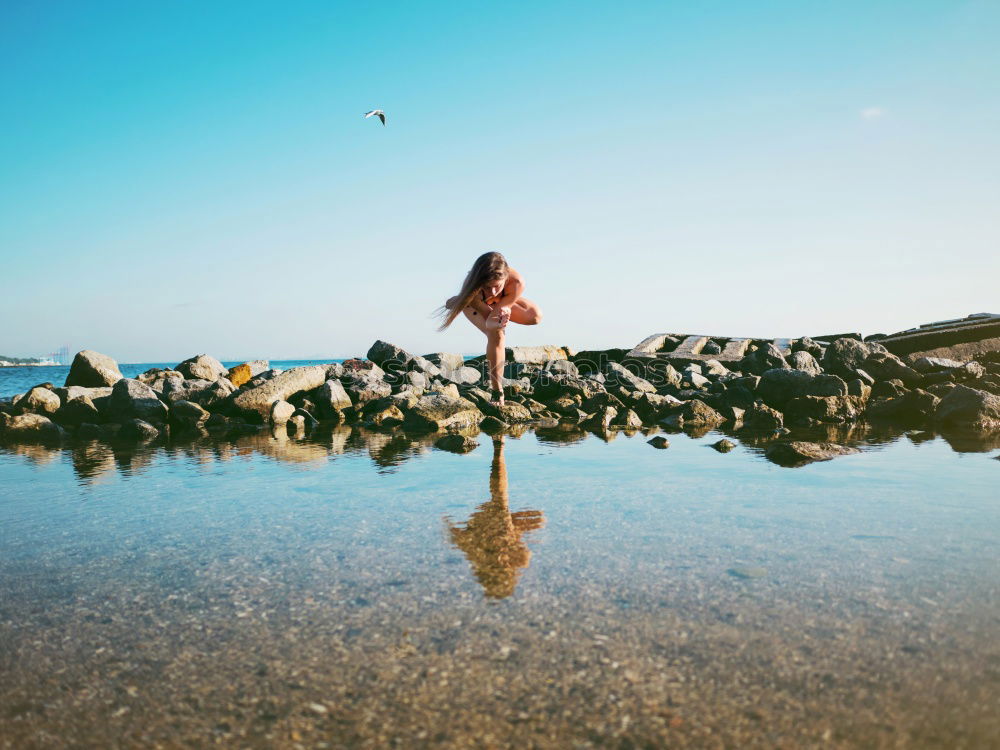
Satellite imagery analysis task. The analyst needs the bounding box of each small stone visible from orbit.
[434,433,479,454]
[308,703,328,715]
[711,439,735,453]
[765,441,860,466]
[647,436,670,449]
[270,400,296,426]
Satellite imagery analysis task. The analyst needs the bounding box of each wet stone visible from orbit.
[434,434,479,453]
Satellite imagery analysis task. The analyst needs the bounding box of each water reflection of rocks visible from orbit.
[2,420,999,486]
[446,436,544,599]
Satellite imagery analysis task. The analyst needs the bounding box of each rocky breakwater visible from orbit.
[2,339,999,466]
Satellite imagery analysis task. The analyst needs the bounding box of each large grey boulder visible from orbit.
[54,395,101,427]
[231,365,329,422]
[765,441,860,467]
[317,379,353,420]
[757,369,847,410]
[605,361,655,392]
[190,377,236,410]
[105,379,169,424]
[55,385,112,406]
[654,362,683,389]
[366,340,414,368]
[632,392,682,422]
[65,350,122,388]
[427,383,461,400]
[861,351,922,387]
[364,403,406,428]
[545,359,580,378]
[0,413,65,443]
[717,382,755,410]
[789,351,823,376]
[509,345,568,364]
[341,359,385,381]
[170,400,210,430]
[913,357,965,374]
[582,405,618,431]
[137,368,184,392]
[702,359,730,378]
[17,387,60,416]
[743,403,784,431]
[660,399,725,429]
[367,342,444,385]
[410,356,442,379]
[345,373,391,406]
[176,354,227,382]
[785,395,867,423]
[404,371,428,390]
[402,394,482,432]
[934,385,1000,432]
[792,337,824,358]
[422,352,464,371]
[821,339,872,380]
[440,366,482,386]
[118,418,161,442]
[738,343,790,375]
[867,389,939,427]
[481,401,533,423]
[163,377,213,404]
[682,370,711,389]
[534,374,607,401]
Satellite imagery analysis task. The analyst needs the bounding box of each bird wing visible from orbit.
[363,110,376,118]
[378,112,386,125]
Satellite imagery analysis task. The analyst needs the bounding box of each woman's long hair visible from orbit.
[436,251,508,330]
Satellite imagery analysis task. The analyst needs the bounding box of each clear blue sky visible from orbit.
[1,0,997,363]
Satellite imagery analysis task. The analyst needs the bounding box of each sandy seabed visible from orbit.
[2,530,998,749]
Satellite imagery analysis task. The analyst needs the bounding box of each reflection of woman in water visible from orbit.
[446,435,544,599]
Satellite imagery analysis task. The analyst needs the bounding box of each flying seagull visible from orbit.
[363,109,386,126]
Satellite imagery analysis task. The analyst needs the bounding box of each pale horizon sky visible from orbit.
[1,0,998,363]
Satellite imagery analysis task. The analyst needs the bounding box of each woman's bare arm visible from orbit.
[496,271,524,308]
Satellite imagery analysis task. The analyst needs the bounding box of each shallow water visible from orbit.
[1,415,998,748]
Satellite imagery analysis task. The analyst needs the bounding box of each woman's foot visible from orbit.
[489,389,505,408]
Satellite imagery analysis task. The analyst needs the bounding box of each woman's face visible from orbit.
[482,275,506,299]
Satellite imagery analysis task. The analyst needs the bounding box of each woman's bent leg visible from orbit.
[508,297,543,325]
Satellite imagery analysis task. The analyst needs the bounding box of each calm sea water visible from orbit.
[1,363,999,747]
